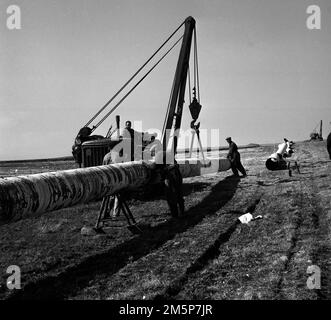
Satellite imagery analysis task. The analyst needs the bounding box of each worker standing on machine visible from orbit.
[121,120,147,161]
[121,120,136,161]
[226,137,247,177]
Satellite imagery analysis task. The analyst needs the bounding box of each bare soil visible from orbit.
[0,141,330,300]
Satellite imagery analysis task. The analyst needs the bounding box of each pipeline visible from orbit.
[265,139,293,171]
[0,158,230,223]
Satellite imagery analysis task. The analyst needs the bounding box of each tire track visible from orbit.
[306,176,331,299]
[154,198,262,300]
[274,194,303,299]
[274,147,330,299]
[273,145,308,299]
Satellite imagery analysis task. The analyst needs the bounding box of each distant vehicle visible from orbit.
[310,120,323,141]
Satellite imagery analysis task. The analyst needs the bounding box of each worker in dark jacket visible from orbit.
[327,132,331,160]
[226,137,247,177]
[121,120,135,161]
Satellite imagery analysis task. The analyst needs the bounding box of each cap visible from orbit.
[225,137,231,141]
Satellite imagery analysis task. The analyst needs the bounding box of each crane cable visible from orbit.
[194,27,200,103]
[84,20,186,131]
[93,36,184,130]
[161,25,200,148]
[187,28,200,110]
[188,28,200,102]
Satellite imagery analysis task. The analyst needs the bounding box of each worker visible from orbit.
[327,132,331,160]
[120,121,135,161]
[122,120,134,138]
[120,120,145,161]
[102,153,121,217]
[154,151,185,217]
[164,161,185,217]
[226,137,247,177]
[101,153,121,217]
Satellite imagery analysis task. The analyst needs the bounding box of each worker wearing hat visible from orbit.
[226,137,247,177]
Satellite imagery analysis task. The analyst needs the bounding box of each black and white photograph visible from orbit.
[0,0,330,307]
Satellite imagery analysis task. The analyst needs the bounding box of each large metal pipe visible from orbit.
[265,139,293,171]
[0,158,230,223]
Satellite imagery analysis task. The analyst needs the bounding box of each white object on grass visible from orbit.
[238,213,263,224]
[238,213,254,224]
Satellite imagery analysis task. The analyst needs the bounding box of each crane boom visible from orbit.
[162,16,196,158]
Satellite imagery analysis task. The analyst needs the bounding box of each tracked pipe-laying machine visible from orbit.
[72,16,201,168]
[0,17,231,224]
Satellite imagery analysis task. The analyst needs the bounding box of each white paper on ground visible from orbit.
[238,213,253,224]
[238,213,263,224]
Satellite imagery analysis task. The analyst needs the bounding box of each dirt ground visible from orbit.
[0,141,330,300]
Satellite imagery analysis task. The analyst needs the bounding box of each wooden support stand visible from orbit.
[94,193,142,234]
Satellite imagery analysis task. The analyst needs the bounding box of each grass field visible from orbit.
[0,141,330,300]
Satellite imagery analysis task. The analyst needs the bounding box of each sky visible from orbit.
[1,0,331,160]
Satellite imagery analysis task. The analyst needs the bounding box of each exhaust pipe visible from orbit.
[116,115,120,138]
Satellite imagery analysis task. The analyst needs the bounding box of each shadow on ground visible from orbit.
[126,181,213,202]
[7,176,240,300]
